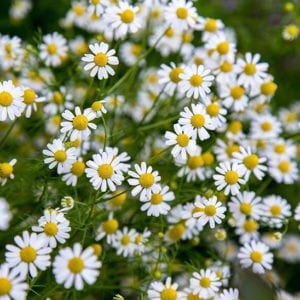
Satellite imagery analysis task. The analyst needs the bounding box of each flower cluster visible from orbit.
[0,0,300,299]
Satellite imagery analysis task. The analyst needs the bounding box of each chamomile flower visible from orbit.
[282,24,299,41]
[60,196,75,212]
[203,97,227,130]
[61,158,86,186]
[189,268,222,298]
[85,148,127,192]
[0,263,28,300]
[193,195,226,229]
[61,106,97,141]
[278,234,300,263]
[39,32,68,67]
[43,138,77,174]
[165,123,196,160]
[268,157,298,184]
[112,227,137,257]
[232,146,267,181]
[237,240,273,274]
[213,162,246,196]
[53,243,101,290]
[147,276,182,300]
[235,218,260,243]
[217,288,239,300]
[119,41,143,66]
[9,0,32,21]
[95,213,119,244]
[140,184,175,217]
[32,209,71,248]
[0,158,17,186]
[127,162,161,200]
[87,0,106,16]
[0,197,12,230]
[278,107,300,133]
[0,80,24,121]
[196,17,225,42]
[5,231,51,278]
[213,139,241,162]
[81,42,119,80]
[179,103,215,140]
[22,87,45,118]
[179,64,214,99]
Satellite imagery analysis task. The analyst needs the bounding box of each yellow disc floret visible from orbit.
[98,163,113,179]
[68,257,84,273]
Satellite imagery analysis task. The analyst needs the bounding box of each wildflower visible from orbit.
[0,158,17,186]
[278,234,300,263]
[282,24,299,41]
[53,243,101,290]
[22,87,45,118]
[0,197,12,230]
[140,185,174,217]
[213,162,246,195]
[61,158,86,186]
[268,157,298,184]
[217,288,239,300]
[196,17,225,42]
[60,196,75,212]
[5,231,52,278]
[203,97,227,130]
[81,42,119,80]
[32,209,71,248]
[0,80,24,121]
[0,263,28,300]
[127,162,161,200]
[235,218,260,243]
[237,240,273,274]
[95,213,119,244]
[39,32,68,67]
[179,64,214,99]
[112,227,137,257]
[9,0,32,21]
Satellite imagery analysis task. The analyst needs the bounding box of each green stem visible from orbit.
[0,119,17,149]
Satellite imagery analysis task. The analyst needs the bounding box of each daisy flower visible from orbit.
[0,263,28,300]
[237,240,273,274]
[60,106,97,141]
[140,184,175,217]
[213,139,241,162]
[178,103,215,140]
[268,157,298,184]
[189,268,222,298]
[193,195,226,229]
[217,288,239,300]
[163,0,198,31]
[85,148,128,192]
[95,213,119,244]
[60,196,75,212]
[61,158,86,186]
[294,203,300,221]
[39,32,68,67]
[53,243,101,290]
[32,209,71,248]
[87,0,106,16]
[112,227,137,257]
[43,138,77,174]
[263,138,297,160]
[203,97,227,130]
[104,1,141,40]
[282,24,299,41]
[278,107,300,133]
[0,80,24,121]
[119,41,143,66]
[278,234,300,263]
[147,276,182,300]
[81,42,119,80]
[213,162,246,196]
[165,123,196,160]
[196,17,225,42]
[214,58,238,84]
[235,218,260,243]
[0,197,12,230]
[5,231,51,278]
[178,64,214,99]
[127,162,161,200]
[232,146,267,181]
[21,87,45,118]
[0,158,17,186]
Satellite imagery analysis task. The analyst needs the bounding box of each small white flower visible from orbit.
[112,226,137,257]
[0,158,17,186]
[0,197,12,230]
[268,158,298,184]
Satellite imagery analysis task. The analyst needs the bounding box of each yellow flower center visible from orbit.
[165,27,175,38]
[91,101,103,112]
[54,150,67,163]
[260,121,272,131]
[52,92,64,105]
[217,41,229,55]
[228,121,242,134]
[77,43,88,56]
[199,276,211,288]
[189,74,203,87]
[0,278,11,296]
[191,114,205,128]
[286,25,299,37]
[23,89,36,105]
[192,206,204,214]
[243,219,258,233]
[286,112,296,123]
[91,0,100,4]
[168,223,185,242]
[150,193,163,204]
[73,4,85,15]
[250,250,263,263]
[224,170,239,184]
[151,8,161,19]
[176,7,188,19]
[169,67,184,83]
[206,103,220,117]
[44,222,58,236]
[72,114,89,130]
[98,163,113,179]
[161,288,177,300]
[94,52,108,67]
[230,86,244,100]
[270,205,282,217]
[139,173,155,188]
[0,91,13,107]
[68,257,84,273]
[194,56,203,66]
[131,44,142,56]
[274,144,286,154]
[278,160,290,173]
[204,19,217,32]
[119,9,135,24]
[260,81,277,96]
[90,243,102,257]
[187,292,201,300]
[20,246,37,263]
[244,63,256,75]
[220,60,233,72]
[243,154,259,170]
[121,234,130,246]
[226,144,240,158]
[204,205,216,216]
[188,155,203,169]
[0,163,13,178]
[47,43,57,55]
[240,202,252,215]
[103,218,119,234]
[71,161,85,176]
[175,133,189,147]
[202,152,214,165]
[110,191,126,208]
[5,43,12,53]
[182,32,192,43]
